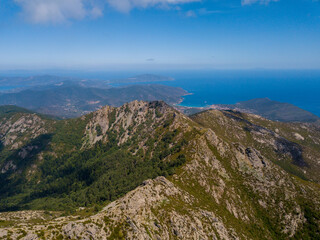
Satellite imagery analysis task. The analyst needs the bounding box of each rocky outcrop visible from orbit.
[0,114,48,149]
[82,101,176,148]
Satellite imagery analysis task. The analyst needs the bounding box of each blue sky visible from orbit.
[0,0,319,70]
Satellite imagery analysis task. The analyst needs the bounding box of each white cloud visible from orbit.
[106,0,200,13]
[14,0,199,24]
[241,0,279,5]
[14,0,92,23]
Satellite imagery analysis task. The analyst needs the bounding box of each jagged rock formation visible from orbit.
[0,102,319,239]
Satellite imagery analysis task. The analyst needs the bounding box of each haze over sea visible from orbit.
[76,69,320,117]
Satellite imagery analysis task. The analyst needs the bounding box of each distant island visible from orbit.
[109,74,174,84]
[0,74,175,92]
[0,75,110,93]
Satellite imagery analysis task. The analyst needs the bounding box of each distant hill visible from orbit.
[0,83,187,118]
[0,75,110,92]
[0,75,73,87]
[176,98,320,123]
[229,98,320,122]
[0,105,32,116]
[110,74,174,84]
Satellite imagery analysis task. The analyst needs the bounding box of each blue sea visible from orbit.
[162,70,320,117]
[0,86,19,91]
[101,70,320,117]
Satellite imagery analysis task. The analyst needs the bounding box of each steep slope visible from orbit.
[0,101,192,211]
[191,109,320,183]
[0,103,320,239]
[0,106,54,169]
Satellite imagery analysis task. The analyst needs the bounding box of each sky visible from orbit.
[0,0,320,70]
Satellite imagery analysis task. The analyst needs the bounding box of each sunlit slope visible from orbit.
[0,103,319,239]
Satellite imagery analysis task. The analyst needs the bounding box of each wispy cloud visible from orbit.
[186,10,196,17]
[14,0,280,24]
[14,0,105,24]
[185,8,223,18]
[106,0,200,13]
[198,8,223,15]
[14,0,200,24]
[14,0,79,23]
[241,0,279,5]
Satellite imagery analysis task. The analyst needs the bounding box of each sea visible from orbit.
[167,70,320,117]
[106,70,320,117]
[1,69,320,117]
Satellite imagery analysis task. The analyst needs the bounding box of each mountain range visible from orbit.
[0,82,187,118]
[0,74,173,92]
[108,74,174,83]
[0,101,319,239]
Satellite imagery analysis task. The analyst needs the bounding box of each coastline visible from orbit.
[174,92,194,106]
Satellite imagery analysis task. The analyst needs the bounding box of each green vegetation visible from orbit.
[294,201,320,239]
[224,98,320,122]
[0,105,187,212]
[0,133,187,211]
[0,101,320,239]
[0,105,32,117]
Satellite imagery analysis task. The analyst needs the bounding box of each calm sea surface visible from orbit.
[155,70,320,117]
[104,70,320,117]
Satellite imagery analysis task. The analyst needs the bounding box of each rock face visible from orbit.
[82,101,175,147]
[0,110,52,175]
[59,176,236,240]
[0,102,320,239]
[0,113,49,150]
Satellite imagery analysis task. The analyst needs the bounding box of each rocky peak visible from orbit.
[82,100,179,148]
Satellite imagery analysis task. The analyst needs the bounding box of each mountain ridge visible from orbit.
[0,101,319,239]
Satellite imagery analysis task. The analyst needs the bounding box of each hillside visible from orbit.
[176,98,320,123]
[0,84,187,118]
[221,98,320,122]
[0,102,319,239]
